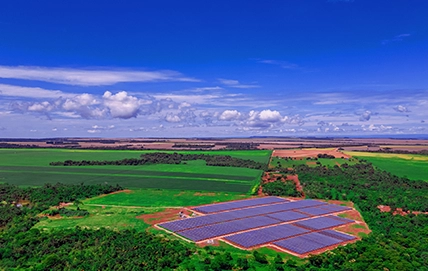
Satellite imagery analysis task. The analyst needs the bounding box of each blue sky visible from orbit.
[0,0,427,137]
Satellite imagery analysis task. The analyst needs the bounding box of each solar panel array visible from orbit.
[179,216,280,242]
[273,232,344,254]
[224,223,310,248]
[193,196,288,214]
[292,215,353,230]
[158,197,357,256]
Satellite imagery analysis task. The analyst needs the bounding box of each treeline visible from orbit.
[49,152,266,170]
[0,183,122,228]
[0,227,191,270]
[262,180,303,197]
[366,148,428,155]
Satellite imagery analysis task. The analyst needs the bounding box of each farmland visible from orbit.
[345,151,428,181]
[0,149,270,192]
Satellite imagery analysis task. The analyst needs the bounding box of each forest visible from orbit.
[49,152,266,170]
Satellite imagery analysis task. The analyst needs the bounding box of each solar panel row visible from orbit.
[160,199,335,233]
[292,215,354,230]
[274,232,343,254]
[265,210,309,222]
[318,204,352,212]
[319,230,357,241]
[297,207,334,216]
[192,196,288,214]
[224,223,310,248]
[178,216,281,242]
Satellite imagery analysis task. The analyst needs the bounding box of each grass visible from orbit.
[270,157,358,168]
[84,189,249,207]
[34,205,151,231]
[0,149,268,192]
[345,151,428,181]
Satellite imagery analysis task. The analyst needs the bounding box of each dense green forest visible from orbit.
[1,161,428,270]
[49,152,266,170]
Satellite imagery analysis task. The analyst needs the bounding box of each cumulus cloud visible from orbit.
[102,91,142,119]
[0,66,199,86]
[359,110,372,121]
[218,78,259,89]
[165,114,181,123]
[393,105,410,113]
[219,110,242,121]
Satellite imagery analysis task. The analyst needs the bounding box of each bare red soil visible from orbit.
[377,205,428,216]
[136,208,192,225]
[273,148,351,159]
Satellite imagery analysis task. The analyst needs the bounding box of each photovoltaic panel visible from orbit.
[318,204,352,212]
[159,215,220,232]
[319,230,357,241]
[192,197,288,214]
[292,215,354,230]
[224,223,310,248]
[273,232,343,254]
[297,207,334,216]
[178,216,281,242]
[266,211,309,222]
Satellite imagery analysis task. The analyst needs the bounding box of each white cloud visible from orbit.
[219,110,242,121]
[393,105,410,113]
[0,66,199,86]
[102,91,142,119]
[218,78,259,89]
[0,83,72,99]
[165,114,181,123]
[258,110,284,122]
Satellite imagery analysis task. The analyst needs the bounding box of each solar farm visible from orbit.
[158,197,358,257]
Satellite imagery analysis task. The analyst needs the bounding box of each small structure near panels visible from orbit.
[157,196,358,257]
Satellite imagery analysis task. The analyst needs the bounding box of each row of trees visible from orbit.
[49,152,267,170]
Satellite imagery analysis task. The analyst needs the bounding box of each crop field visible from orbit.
[345,151,428,181]
[0,149,270,192]
[270,157,357,168]
[84,189,248,207]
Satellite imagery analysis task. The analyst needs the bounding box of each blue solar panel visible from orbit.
[274,232,342,254]
[178,216,281,242]
[224,224,310,248]
[319,230,357,241]
[159,215,219,232]
[318,204,352,212]
[266,211,309,222]
[192,197,288,214]
[292,215,354,230]
[297,207,334,216]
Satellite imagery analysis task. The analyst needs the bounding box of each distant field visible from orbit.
[345,151,428,181]
[0,149,269,192]
[270,157,358,168]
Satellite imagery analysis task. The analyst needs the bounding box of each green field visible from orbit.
[84,189,248,207]
[270,157,357,168]
[0,149,270,192]
[345,152,428,181]
[34,189,248,231]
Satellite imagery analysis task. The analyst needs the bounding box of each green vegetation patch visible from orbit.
[34,205,150,231]
[0,149,267,193]
[270,157,357,168]
[85,189,248,207]
[353,155,428,181]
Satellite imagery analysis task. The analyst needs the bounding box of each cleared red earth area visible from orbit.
[273,148,351,159]
[377,205,428,216]
[154,197,369,258]
[259,172,304,197]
